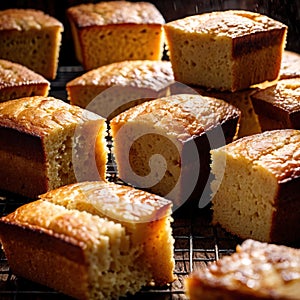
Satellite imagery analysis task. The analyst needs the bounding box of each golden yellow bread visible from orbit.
[251,78,300,131]
[164,10,287,92]
[110,94,240,210]
[66,60,174,119]
[0,96,107,198]
[0,59,50,102]
[280,50,300,79]
[67,1,165,70]
[185,239,300,300]
[211,129,300,244]
[0,181,175,299]
[0,9,63,79]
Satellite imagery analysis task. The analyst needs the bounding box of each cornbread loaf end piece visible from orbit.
[211,129,300,243]
[164,10,287,92]
[0,9,63,79]
[40,180,176,286]
[280,50,300,79]
[0,181,175,299]
[251,78,300,131]
[185,239,300,300]
[0,96,107,198]
[67,1,165,70]
[66,60,174,119]
[110,94,240,210]
[0,59,50,102]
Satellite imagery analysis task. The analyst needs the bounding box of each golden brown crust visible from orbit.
[251,78,300,129]
[67,1,165,28]
[110,94,240,140]
[185,239,300,300]
[218,129,300,183]
[67,60,173,91]
[280,50,300,79]
[40,181,173,223]
[0,96,104,136]
[0,59,49,90]
[0,8,63,31]
[165,10,286,38]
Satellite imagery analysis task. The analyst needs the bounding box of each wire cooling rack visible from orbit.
[0,188,240,300]
[0,66,242,299]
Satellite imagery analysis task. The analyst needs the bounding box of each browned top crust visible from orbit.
[0,59,49,89]
[280,50,300,79]
[110,94,240,141]
[67,1,165,28]
[187,239,300,299]
[164,10,286,38]
[252,78,300,113]
[67,60,174,91]
[0,199,122,261]
[0,8,63,31]
[0,96,103,136]
[216,129,300,183]
[40,181,173,223]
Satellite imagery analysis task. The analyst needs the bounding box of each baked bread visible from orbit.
[0,180,175,299]
[251,78,300,131]
[67,1,165,70]
[66,60,174,119]
[0,9,63,79]
[0,59,50,102]
[280,50,300,79]
[0,96,107,198]
[110,94,240,210]
[210,129,300,244]
[185,239,300,300]
[187,86,262,138]
[164,10,287,92]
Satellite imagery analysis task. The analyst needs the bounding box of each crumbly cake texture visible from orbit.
[66,60,174,119]
[280,50,300,79]
[164,10,287,92]
[0,96,107,198]
[67,1,165,70]
[110,94,240,209]
[0,181,175,299]
[0,9,63,79]
[185,239,300,300]
[0,59,50,102]
[251,78,300,131]
[211,129,300,243]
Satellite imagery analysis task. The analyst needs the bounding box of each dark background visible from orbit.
[0,0,299,66]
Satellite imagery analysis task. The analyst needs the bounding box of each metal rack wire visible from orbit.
[0,66,242,299]
[0,187,240,300]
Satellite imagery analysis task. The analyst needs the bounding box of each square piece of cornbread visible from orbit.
[164,10,287,92]
[67,1,165,70]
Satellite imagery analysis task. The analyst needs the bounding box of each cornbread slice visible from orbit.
[67,1,165,70]
[211,129,300,243]
[0,59,50,102]
[0,96,107,198]
[185,239,300,300]
[110,94,240,210]
[280,50,300,79]
[251,78,300,131]
[40,180,175,286]
[66,60,174,119]
[0,9,63,79]
[164,10,287,91]
[0,181,175,299]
